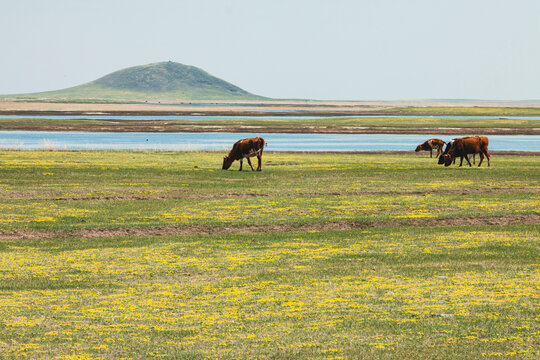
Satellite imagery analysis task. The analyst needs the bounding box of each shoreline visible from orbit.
[2,98,540,117]
[0,149,537,155]
[0,123,537,135]
[1,109,540,117]
[1,102,539,135]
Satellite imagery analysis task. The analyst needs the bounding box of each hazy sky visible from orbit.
[2,0,539,100]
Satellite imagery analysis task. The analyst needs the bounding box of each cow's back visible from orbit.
[231,139,244,152]
[457,137,478,153]
[455,136,488,154]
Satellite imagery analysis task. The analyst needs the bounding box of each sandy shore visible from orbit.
[1,99,539,116]
[0,100,391,115]
[1,100,539,135]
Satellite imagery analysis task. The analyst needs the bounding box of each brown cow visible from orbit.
[443,136,490,167]
[415,138,446,158]
[222,137,265,171]
[438,137,478,165]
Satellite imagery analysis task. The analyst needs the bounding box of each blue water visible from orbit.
[2,115,540,120]
[0,131,538,152]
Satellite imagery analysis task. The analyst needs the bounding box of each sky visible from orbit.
[1,0,539,100]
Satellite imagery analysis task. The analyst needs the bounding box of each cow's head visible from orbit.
[414,145,422,152]
[437,154,446,165]
[443,154,454,167]
[222,156,234,170]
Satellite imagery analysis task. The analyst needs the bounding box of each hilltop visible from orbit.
[10,62,264,101]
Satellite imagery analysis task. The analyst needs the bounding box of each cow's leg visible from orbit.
[473,153,476,164]
[430,149,433,158]
[478,153,484,167]
[256,152,262,171]
[247,157,255,171]
[485,150,491,167]
[239,159,243,171]
[464,154,472,167]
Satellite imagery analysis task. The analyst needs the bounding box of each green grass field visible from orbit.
[380,106,540,116]
[0,151,538,359]
[159,116,540,130]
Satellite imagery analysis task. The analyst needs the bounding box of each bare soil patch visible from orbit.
[3,186,537,202]
[1,214,538,241]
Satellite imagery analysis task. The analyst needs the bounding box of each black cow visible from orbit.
[438,138,476,165]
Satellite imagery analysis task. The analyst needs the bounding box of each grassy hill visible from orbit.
[10,62,264,101]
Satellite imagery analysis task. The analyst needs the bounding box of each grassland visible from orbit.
[379,106,540,116]
[0,151,538,359]
[176,116,540,128]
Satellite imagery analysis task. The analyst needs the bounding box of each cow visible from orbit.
[438,138,477,165]
[415,138,446,158]
[442,136,490,167]
[222,137,265,171]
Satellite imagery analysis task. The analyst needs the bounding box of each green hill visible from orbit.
[12,62,264,101]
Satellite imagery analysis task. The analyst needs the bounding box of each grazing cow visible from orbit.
[438,138,476,165]
[222,137,265,171]
[438,140,454,165]
[443,136,490,167]
[415,138,446,158]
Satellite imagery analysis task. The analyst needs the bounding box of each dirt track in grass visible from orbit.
[1,213,538,240]
[3,186,538,202]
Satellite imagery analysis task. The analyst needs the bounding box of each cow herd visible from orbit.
[416,136,491,167]
[222,135,491,171]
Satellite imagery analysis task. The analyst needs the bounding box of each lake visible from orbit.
[0,131,538,152]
